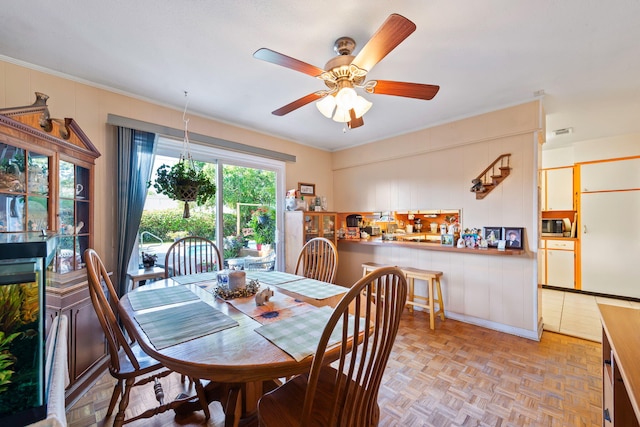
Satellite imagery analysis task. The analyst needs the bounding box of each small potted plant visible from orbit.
[223,234,245,260]
[248,206,275,250]
[149,157,216,218]
[141,252,158,269]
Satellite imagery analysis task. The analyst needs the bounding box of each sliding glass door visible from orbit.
[138,137,285,272]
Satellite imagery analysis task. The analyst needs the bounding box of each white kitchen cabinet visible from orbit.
[541,167,574,211]
[580,158,640,192]
[580,190,640,298]
[545,239,575,289]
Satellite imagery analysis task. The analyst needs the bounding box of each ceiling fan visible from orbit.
[253,13,440,129]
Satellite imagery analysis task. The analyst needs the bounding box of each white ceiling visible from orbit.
[1,1,639,152]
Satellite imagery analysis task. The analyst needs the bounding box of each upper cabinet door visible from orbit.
[544,167,574,211]
[581,158,640,192]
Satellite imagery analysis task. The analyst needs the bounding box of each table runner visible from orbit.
[225,292,316,324]
[275,278,346,300]
[255,306,359,362]
[134,300,238,350]
[171,272,219,285]
[128,285,199,311]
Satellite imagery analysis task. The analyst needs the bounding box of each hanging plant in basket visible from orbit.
[148,92,216,218]
[150,157,216,218]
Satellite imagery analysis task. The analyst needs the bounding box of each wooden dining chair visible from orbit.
[164,236,222,278]
[294,237,339,283]
[85,248,213,426]
[257,266,408,427]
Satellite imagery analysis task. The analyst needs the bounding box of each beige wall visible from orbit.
[332,101,544,339]
[0,60,333,272]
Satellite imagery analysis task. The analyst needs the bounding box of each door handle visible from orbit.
[583,225,588,234]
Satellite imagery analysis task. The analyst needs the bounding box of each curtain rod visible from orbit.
[107,114,296,163]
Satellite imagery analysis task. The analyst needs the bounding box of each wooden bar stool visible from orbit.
[361,262,392,301]
[400,267,445,330]
[361,262,391,277]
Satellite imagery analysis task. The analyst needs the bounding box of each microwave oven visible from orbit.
[541,218,566,236]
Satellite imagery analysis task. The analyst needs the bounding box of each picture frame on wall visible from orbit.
[298,182,315,196]
[502,227,524,249]
[482,226,502,247]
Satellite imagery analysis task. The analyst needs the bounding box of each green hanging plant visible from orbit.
[148,92,217,218]
[149,156,216,218]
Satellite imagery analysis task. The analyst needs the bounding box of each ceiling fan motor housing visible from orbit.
[333,36,356,55]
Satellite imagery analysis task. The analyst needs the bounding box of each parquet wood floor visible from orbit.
[66,311,602,427]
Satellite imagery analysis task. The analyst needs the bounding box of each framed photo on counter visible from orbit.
[482,226,502,247]
[441,234,454,246]
[502,227,524,249]
[298,182,315,196]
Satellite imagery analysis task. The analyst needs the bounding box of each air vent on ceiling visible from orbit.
[552,127,573,136]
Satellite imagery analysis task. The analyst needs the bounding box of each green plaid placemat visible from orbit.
[245,270,302,286]
[171,272,219,285]
[276,278,346,300]
[255,306,358,362]
[128,286,199,311]
[134,301,238,350]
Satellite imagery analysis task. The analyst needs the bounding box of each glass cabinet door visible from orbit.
[0,144,50,233]
[304,214,320,242]
[322,213,336,241]
[56,161,89,273]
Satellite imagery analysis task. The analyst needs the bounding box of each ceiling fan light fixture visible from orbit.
[316,94,336,118]
[335,87,358,110]
[332,105,352,123]
[352,95,372,119]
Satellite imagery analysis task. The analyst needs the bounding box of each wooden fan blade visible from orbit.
[272,92,323,116]
[348,109,364,129]
[253,48,326,77]
[351,14,416,72]
[369,80,440,100]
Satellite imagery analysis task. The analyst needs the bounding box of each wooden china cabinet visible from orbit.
[0,93,105,404]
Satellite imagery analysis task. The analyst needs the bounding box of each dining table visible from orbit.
[118,270,348,424]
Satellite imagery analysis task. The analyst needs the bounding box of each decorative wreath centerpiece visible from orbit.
[215,278,260,300]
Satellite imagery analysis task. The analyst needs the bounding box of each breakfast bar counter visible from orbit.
[338,237,524,256]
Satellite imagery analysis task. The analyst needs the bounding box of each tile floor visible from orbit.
[542,287,640,342]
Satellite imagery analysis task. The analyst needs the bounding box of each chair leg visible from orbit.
[114,378,135,427]
[224,386,242,427]
[193,379,211,420]
[106,379,123,417]
[428,278,436,330]
[435,277,446,321]
[407,277,415,313]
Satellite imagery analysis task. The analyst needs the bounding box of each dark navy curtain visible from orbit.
[116,127,156,296]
